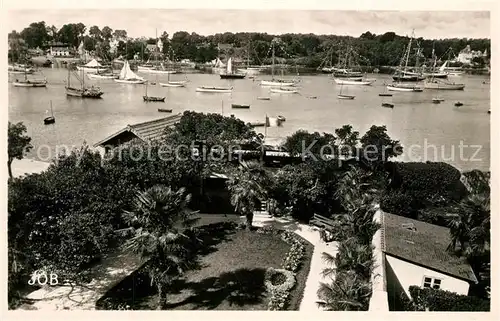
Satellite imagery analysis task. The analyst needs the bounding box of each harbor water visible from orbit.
[8,68,490,172]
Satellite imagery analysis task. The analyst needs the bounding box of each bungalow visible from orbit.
[49,42,71,57]
[93,113,183,153]
[382,212,478,310]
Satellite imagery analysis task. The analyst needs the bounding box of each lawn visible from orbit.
[97,222,313,310]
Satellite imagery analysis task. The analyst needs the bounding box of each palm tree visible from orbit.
[317,270,372,311]
[322,237,375,280]
[447,193,490,257]
[122,185,199,309]
[226,160,269,230]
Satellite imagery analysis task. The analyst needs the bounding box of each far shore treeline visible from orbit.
[9,21,490,68]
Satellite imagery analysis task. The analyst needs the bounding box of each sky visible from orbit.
[6,10,490,40]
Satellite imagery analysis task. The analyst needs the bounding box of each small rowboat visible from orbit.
[44,116,55,125]
[158,108,173,113]
[143,96,166,102]
[387,85,423,92]
[160,81,187,87]
[249,121,266,127]
[454,102,463,107]
[382,103,394,108]
[277,115,286,122]
[270,87,299,94]
[261,79,296,87]
[257,97,271,100]
[432,98,445,104]
[231,104,250,109]
[196,86,233,93]
[378,93,393,97]
[337,94,355,100]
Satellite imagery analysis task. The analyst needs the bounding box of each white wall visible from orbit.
[369,207,389,311]
[385,255,470,297]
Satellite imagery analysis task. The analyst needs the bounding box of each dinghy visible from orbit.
[270,87,299,94]
[257,97,271,100]
[387,84,423,92]
[382,103,394,108]
[44,101,56,125]
[277,115,286,122]
[378,93,393,97]
[338,94,355,100]
[196,86,233,93]
[432,98,445,104]
[143,96,165,102]
[454,102,463,107]
[160,80,187,87]
[158,108,173,113]
[231,104,250,109]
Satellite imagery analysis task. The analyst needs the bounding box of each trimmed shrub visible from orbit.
[264,268,295,293]
[408,286,490,311]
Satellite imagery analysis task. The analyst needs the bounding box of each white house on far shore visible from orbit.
[381,212,478,310]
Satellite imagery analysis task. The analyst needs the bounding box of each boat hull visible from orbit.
[231,104,250,109]
[160,82,186,87]
[143,96,166,102]
[158,108,173,113]
[87,73,118,80]
[424,81,465,90]
[424,73,448,79]
[260,80,295,87]
[333,78,375,85]
[392,75,425,82]
[13,81,47,87]
[220,73,246,79]
[196,87,233,93]
[138,67,177,74]
[114,79,146,84]
[270,88,299,94]
[65,87,104,98]
[44,117,55,125]
[387,85,423,92]
[76,66,108,73]
[337,95,355,100]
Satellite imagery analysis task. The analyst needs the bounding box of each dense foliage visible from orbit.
[9,21,490,67]
[407,286,490,311]
[381,162,466,222]
[8,122,33,179]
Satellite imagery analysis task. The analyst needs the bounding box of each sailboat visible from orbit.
[143,74,166,102]
[159,71,188,87]
[333,46,374,85]
[76,59,108,73]
[388,31,424,92]
[424,49,465,90]
[236,42,264,75]
[260,39,297,87]
[44,101,55,125]
[13,66,47,87]
[138,31,177,75]
[337,82,355,99]
[65,64,104,98]
[220,57,246,79]
[114,60,146,84]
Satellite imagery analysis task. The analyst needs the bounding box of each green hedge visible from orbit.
[408,286,490,311]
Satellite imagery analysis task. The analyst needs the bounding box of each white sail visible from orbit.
[227,58,232,73]
[439,60,448,72]
[119,61,143,80]
[84,59,102,67]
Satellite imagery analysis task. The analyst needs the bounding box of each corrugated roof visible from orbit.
[382,212,477,283]
[93,113,182,147]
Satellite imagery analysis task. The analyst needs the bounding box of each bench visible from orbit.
[309,213,335,230]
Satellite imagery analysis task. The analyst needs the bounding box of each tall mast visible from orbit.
[271,41,275,78]
[50,100,54,117]
[404,30,414,72]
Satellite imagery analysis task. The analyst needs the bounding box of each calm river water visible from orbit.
[8,67,490,171]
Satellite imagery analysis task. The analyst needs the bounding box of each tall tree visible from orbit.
[7,122,33,179]
[226,160,269,230]
[89,25,102,41]
[101,26,113,41]
[122,185,198,309]
[360,125,402,170]
[20,21,50,48]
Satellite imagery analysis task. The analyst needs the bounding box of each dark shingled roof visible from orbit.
[93,113,182,147]
[382,212,477,283]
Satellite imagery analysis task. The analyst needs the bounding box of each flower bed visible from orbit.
[257,226,307,310]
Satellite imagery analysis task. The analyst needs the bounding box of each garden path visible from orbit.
[251,213,338,311]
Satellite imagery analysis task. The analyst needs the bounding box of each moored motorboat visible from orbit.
[270,87,299,94]
[196,86,233,93]
[261,79,296,87]
[257,97,271,100]
[158,108,173,113]
[378,93,393,97]
[159,81,187,87]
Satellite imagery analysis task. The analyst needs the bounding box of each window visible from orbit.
[423,276,442,289]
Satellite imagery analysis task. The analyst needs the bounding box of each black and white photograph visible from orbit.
[3,0,494,315]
